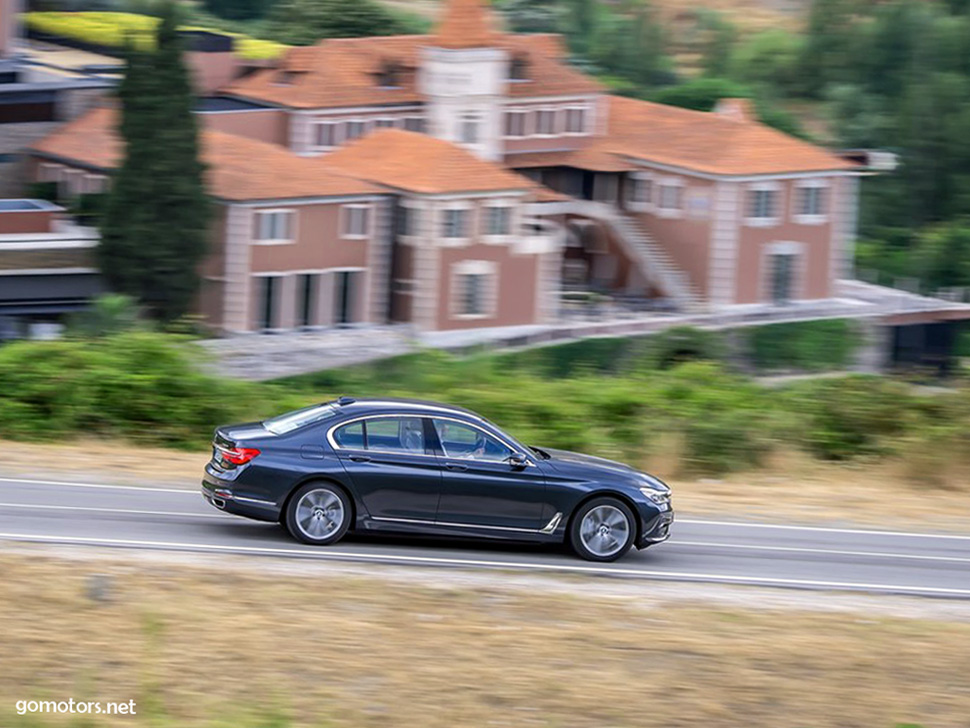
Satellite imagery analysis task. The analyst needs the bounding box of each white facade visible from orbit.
[418,45,509,162]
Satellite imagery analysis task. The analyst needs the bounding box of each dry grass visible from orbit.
[1,553,969,727]
[3,437,970,532]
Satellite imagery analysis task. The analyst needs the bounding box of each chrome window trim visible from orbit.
[430,415,536,467]
[327,414,432,457]
[326,413,535,467]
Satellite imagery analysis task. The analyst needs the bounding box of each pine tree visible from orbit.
[100,2,209,322]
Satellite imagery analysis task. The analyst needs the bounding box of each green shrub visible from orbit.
[0,333,306,447]
[746,319,859,372]
[23,11,288,60]
[782,375,914,460]
[66,294,143,338]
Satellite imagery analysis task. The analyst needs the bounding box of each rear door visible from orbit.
[331,416,442,522]
[430,418,547,532]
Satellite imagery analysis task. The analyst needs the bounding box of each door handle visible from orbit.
[445,462,468,472]
[349,455,371,463]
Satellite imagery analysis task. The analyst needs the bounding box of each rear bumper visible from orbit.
[637,509,674,549]
[201,475,280,522]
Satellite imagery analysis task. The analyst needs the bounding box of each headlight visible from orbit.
[639,486,670,505]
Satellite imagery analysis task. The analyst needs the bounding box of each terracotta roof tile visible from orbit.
[433,0,499,49]
[30,107,380,201]
[603,95,857,176]
[321,128,533,194]
[31,105,122,170]
[223,33,601,109]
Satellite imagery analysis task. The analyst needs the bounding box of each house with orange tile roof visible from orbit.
[26,0,899,335]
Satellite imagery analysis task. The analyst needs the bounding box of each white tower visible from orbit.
[418,0,508,162]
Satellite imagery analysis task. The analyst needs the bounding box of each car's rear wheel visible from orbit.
[285,482,351,546]
[570,497,635,562]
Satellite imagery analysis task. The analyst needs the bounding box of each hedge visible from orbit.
[23,12,288,60]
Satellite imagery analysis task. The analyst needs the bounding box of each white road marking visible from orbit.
[676,518,970,541]
[2,477,969,543]
[676,540,970,564]
[2,501,965,565]
[0,477,193,494]
[0,532,968,598]
[0,502,227,519]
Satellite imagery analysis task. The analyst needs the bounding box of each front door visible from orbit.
[331,415,441,522]
[335,270,358,326]
[430,418,547,532]
[770,253,795,305]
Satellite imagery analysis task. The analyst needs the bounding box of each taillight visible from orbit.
[221,447,261,465]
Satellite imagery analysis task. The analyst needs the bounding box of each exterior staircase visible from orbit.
[541,199,702,312]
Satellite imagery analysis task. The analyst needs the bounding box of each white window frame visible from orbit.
[745,181,782,228]
[398,199,423,240]
[626,171,654,212]
[793,180,829,225]
[503,109,528,139]
[373,117,396,129]
[439,203,473,245]
[481,201,515,241]
[563,106,589,136]
[534,108,558,137]
[460,114,481,145]
[341,204,371,240]
[656,177,686,219]
[344,119,368,142]
[254,209,296,245]
[311,121,342,151]
[451,259,498,319]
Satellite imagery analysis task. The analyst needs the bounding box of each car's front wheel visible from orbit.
[285,482,352,546]
[570,497,635,562]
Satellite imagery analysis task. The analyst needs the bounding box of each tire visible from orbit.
[285,482,352,546]
[569,497,636,562]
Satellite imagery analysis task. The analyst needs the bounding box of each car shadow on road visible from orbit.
[205,519,666,564]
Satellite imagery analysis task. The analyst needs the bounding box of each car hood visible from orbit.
[539,447,640,480]
[538,448,671,492]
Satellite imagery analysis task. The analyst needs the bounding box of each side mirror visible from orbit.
[509,452,529,469]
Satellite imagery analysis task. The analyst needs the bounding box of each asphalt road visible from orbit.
[1,475,969,598]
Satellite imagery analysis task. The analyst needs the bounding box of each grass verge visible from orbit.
[0,554,965,727]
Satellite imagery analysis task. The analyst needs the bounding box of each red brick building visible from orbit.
[28,0,876,334]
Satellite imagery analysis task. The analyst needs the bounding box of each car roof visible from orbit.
[331,397,488,422]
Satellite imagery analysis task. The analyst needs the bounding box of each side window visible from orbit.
[433,419,512,462]
[333,421,364,449]
[364,416,426,454]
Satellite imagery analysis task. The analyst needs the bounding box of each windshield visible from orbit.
[263,403,338,435]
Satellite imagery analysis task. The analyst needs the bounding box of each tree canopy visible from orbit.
[99,2,209,322]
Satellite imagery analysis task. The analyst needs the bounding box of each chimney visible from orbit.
[179,30,240,96]
[714,97,754,122]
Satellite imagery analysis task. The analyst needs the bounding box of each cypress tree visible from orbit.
[100,2,209,322]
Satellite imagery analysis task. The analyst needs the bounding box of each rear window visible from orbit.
[263,403,338,435]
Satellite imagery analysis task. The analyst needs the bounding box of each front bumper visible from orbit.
[637,509,674,549]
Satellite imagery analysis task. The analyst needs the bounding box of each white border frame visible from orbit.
[340,203,373,240]
[252,208,297,246]
[450,259,498,320]
[744,181,782,228]
[793,179,830,225]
